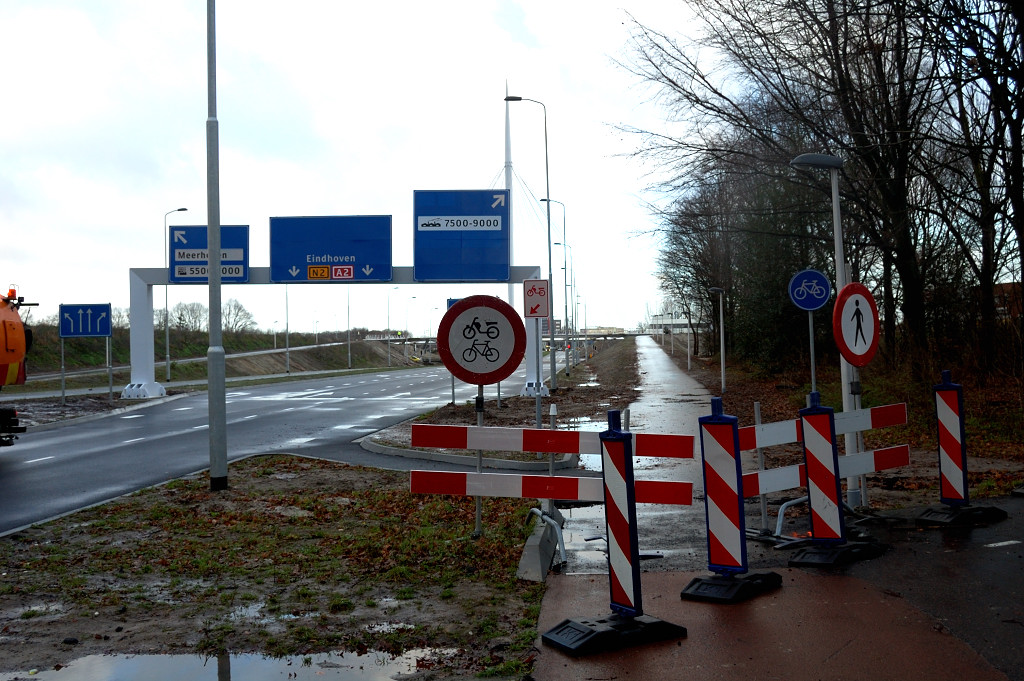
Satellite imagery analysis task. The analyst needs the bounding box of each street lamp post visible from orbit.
[790,152,862,506]
[163,207,187,382]
[546,199,570,378]
[709,287,726,394]
[505,94,557,391]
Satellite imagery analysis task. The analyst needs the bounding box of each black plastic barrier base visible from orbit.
[917,504,1008,528]
[542,613,687,657]
[680,571,782,604]
[788,541,887,568]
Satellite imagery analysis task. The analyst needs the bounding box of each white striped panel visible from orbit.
[752,419,800,448]
[466,428,524,452]
[747,464,803,496]
[940,452,965,498]
[602,442,634,607]
[578,432,603,455]
[935,395,962,448]
[706,495,743,565]
[803,417,842,534]
[465,472,524,498]
[703,425,739,496]
[578,477,604,501]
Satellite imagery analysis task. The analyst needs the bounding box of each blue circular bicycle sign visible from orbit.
[788,269,832,311]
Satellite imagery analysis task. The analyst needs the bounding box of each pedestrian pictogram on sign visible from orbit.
[833,282,879,367]
[523,279,549,319]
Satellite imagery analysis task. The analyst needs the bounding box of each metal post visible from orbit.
[474,385,484,537]
[206,0,228,492]
[163,207,186,383]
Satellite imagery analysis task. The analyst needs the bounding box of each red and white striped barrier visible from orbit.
[411,423,694,458]
[410,470,693,505]
[698,404,746,574]
[601,419,643,616]
[800,401,845,541]
[740,445,910,497]
[737,402,906,451]
[934,371,968,505]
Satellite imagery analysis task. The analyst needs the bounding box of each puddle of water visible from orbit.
[0,648,460,681]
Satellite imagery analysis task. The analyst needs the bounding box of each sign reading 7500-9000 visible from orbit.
[413,189,510,282]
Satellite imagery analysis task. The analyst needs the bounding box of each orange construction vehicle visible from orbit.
[1,287,36,446]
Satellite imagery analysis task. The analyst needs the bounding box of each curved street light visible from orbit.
[163,207,187,382]
[506,94,557,391]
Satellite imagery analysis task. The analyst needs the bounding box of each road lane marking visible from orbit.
[123,438,145,444]
[985,540,1021,548]
[24,456,54,464]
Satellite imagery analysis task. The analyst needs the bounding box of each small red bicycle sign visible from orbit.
[523,279,549,319]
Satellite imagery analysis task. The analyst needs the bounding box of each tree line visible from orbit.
[627,0,1022,382]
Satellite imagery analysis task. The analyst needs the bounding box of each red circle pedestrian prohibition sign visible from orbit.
[437,295,526,385]
[833,282,879,367]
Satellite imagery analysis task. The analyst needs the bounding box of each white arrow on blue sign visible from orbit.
[413,189,510,282]
[169,225,250,283]
[59,303,112,338]
[269,216,393,283]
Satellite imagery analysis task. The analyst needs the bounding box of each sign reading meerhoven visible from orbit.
[270,216,392,283]
[169,225,249,283]
[833,282,880,367]
[437,295,526,385]
[414,189,510,282]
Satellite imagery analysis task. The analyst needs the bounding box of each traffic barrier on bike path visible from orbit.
[410,412,687,656]
[917,371,1008,528]
[681,397,782,603]
[785,392,888,567]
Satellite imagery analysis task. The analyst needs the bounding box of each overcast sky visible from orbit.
[1,1,690,337]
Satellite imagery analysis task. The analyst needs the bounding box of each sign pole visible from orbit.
[808,310,817,393]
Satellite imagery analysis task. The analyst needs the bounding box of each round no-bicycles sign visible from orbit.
[437,295,526,385]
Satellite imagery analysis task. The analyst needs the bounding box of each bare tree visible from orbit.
[172,302,207,332]
[222,299,256,333]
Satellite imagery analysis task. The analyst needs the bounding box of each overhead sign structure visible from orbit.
[437,295,526,385]
[523,279,549,319]
[60,303,112,338]
[833,282,879,367]
[270,216,392,283]
[788,269,831,312]
[413,189,510,282]
[169,225,249,284]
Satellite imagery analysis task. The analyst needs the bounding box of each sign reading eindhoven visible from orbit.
[269,216,393,283]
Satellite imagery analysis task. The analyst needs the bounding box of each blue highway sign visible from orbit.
[59,303,112,338]
[414,189,510,282]
[169,225,249,283]
[270,216,393,283]
[788,269,832,311]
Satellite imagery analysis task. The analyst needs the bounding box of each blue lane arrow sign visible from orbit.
[59,303,112,338]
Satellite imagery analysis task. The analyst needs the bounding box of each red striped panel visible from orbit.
[811,509,842,539]
[521,475,580,500]
[410,471,466,495]
[707,527,739,568]
[411,424,467,449]
[704,465,741,529]
[634,480,692,505]
[634,433,694,458]
[870,403,908,429]
[805,452,840,506]
[874,444,910,470]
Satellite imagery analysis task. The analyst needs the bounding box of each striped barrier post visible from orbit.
[935,370,968,506]
[681,397,781,603]
[789,392,886,567]
[917,371,1008,527]
[801,393,845,543]
[599,410,643,617]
